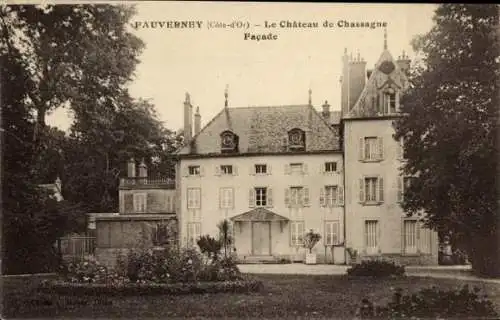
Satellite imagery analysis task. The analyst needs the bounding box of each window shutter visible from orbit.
[267,188,273,207]
[337,161,342,173]
[183,166,189,177]
[215,166,221,176]
[397,177,403,202]
[233,166,238,176]
[195,223,201,240]
[249,188,255,208]
[377,93,382,113]
[378,177,384,202]
[125,194,133,213]
[229,188,235,209]
[303,164,308,175]
[200,166,205,176]
[219,188,223,209]
[359,179,365,203]
[285,164,291,175]
[267,164,272,175]
[303,188,310,207]
[338,186,344,206]
[320,187,325,207]
[146,193,153,212]
[378,137,384,160]
[285,188,290,207]
[320,163,325,174]
[359,138,365,161]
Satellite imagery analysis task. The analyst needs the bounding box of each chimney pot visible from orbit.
[127,158,136,178]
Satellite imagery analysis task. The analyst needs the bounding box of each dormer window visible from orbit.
[380,87,398,114]
[220,130,238,153]
[288,128,305,151]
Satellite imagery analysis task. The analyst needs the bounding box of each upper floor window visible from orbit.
[255,164,267,174]
[220,130,238,153]
[360,137,383,161]
[290,163,303,173]
[288,128,305,151]
[384,91,397,114]
[285,186,309,207]
[325,162,337,173]
[398,176,414,202]
[219,187,234,209]
[188,165,200,176]
[220,165,233,175]
[187,188,201,209]
[249,187,273,208]
[359,176,384,204]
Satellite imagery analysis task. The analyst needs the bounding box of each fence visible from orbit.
[57,236,96,259]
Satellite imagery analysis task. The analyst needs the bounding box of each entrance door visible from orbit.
[252,222,271,255]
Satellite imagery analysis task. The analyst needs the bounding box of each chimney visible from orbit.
[396,50,411,76]
[183,92,193,143]
[194,106,201,136]
[138,158,147,178]
[348,51,367,112]
[127,158,136,178]
[367,69,373,79]
[322,100,331,119]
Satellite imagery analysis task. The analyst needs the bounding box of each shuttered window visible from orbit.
[360,137,384,161]
[360,177,383,203]
[403,220,418,254]
[219,187,234,209]
[290,221,305,246]
[187,222,201,246]
[365,220,379,253]
[187,188,201,209]
[324,221,339,245]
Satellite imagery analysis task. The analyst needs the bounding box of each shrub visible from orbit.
[197,235,222,260]
[347,260,405,277]
[356,285,498,319]
[58,258,109,283]
[303,229,321,253]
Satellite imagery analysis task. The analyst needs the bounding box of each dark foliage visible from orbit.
[347,260,405,277]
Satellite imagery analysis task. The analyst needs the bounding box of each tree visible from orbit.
[393,4,499,276]
[217,220,233,258]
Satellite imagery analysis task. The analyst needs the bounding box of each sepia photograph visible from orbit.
[1,1,499,319]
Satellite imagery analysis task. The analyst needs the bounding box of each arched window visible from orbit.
[220,130,239,153]
[288,128,305,151]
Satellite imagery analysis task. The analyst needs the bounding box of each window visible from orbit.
[290,163,303,173]
[384,91,397,114]
[397,176,413,202]
[360,177,383,204]
[255,164,267,174]
[290,221,305,246]
[403,220,418,254]
[288,128,305,150]
[188,165,200,176]
[255,187,267,207]
[325,162,337,173]
[133,193,147,213]
[187,188,201,209]
[398,137,406,160]
[220,165,233,175]
[219,187,234,209]
[290,186,303,206]
[187,222,201,246]
[324,221,340,246]
[325,185,338,207]
[220,130,238,152]
[365,220,379,254]
[364,137,378,160]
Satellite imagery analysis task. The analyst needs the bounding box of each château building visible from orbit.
[95,36,438,266]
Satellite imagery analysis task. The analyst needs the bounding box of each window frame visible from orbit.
[187,187,201,209]
[403,219,418,255]
[188,165,201,176]
[255,164,267,175]
[290,221,305,247]
[324,220,340,246]
[255,187,267,207]
[324,161,337,173]
[220,165,233,175]
[220,187,234,209]
[364,220,379,255]
[133,193,147,213]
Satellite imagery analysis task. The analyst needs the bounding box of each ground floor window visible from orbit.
[324,221,340,245]
[290,221,305,246]
[403,220,418,254]
[187,222,201,246]
[365,220,379,254]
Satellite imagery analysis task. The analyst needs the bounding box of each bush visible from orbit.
[356,285,498,319]
[197,235,222,260]
[58,258,109,283]
[347,260,405,277]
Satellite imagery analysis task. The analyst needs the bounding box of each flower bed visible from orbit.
[38,278,263,296]
[347,260,405,278]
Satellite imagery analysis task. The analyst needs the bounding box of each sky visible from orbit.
[46,2,438,133]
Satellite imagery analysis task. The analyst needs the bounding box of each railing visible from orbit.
[120,177,175,188]
[57,236,96,258]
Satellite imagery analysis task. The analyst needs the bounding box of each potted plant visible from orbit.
[303,229,322,264]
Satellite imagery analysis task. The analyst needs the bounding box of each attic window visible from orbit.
[383,88,397,114]
[378,60,395,75]
[220,130,238,153]
[288,128,305,151]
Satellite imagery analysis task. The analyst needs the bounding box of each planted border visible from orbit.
[39,278,263,296]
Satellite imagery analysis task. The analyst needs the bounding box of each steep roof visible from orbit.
[344,49,409,119]
[179,104,340,155]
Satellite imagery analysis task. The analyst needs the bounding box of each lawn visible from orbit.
[2,274,500,318]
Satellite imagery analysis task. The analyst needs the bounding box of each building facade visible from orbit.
[175,42,439,265]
